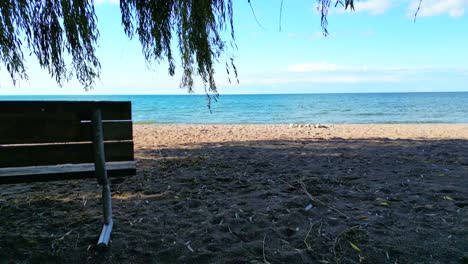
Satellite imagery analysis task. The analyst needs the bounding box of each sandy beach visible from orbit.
[1,124,468,263]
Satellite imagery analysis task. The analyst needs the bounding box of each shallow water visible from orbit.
[1,92,468,123]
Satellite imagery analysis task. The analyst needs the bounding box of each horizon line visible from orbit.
[1,91,468,96]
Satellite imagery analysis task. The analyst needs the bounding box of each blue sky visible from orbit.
[1,0,468,95]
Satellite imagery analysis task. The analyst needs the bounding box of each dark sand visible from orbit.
[1,124,467,263]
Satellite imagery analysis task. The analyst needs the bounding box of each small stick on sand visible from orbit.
[227,225,245,242]
[303,222,314,251]
[263,234,271,264]
[299,179,348,219]
[278,178,297,190]
[332,225,361,261]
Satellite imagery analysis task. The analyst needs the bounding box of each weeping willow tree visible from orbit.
[0,0,358,102]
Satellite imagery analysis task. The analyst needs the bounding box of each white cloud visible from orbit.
[285,32,325,40]
[353,0,393,15]
[336,0,468,17]
[382,65,442,71]
[309,32,324,40]
[287,62,370,73]
[288,62,456,73]
[334,0,393,15]
[287,62,340,72]
[242,75,401,85]
[409,0,468,17]
[272,62,467,85]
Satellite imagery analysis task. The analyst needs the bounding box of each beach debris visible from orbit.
[303,222,314,251]
[314,123,328,128]
[299,179,348,218]
[187,244,194,252]
[288,123,328,128]
[349,241,362,252]
[443,196,454,201]
[262,234,271,264]
[304,204,313,211]
[185,241,195,252]
[58,230,73,241]
[332,225,363,259]
[355,214,369,220]
[82,196,87,206]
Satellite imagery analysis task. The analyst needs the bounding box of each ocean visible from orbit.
[1,92,467,124]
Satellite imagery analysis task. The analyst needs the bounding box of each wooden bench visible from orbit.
[0,101,136,247]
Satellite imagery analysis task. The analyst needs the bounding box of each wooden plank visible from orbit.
[0,113,132,144]
[0,113,80,144]
[0,161,136,184]
[83,121,133,142]
[0,141,134,167]
[0,101,131,120]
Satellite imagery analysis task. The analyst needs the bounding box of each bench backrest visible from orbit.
[0,101,135,183]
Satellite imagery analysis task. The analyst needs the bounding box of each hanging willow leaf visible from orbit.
[317,0,355,36]
[0,0,367,105]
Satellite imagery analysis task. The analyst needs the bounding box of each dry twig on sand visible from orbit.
[263,234,271,264]
[299,179,348,218]
[303,222,315,251]
[332,225,365,262]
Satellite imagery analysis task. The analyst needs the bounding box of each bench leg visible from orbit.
[97,184,113,247]
[91,109,113,247]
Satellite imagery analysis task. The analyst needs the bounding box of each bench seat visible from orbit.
[0,161,136,184]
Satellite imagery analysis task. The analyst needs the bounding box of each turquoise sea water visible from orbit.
[1,92,468,124]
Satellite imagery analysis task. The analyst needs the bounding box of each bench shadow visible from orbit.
[1,137,467,263]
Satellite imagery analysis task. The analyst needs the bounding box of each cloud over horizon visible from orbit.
[241,75,402,85]
[335,0,468,17]
[409,0,468,17]
[288,62,461,73]
[288,62,340,72]
[353,0,393,15]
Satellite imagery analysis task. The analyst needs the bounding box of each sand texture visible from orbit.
[1,124,468,263]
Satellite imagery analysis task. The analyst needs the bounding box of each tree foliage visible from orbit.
[0,0,356,99]
[0,0,100,88]
[119,0,236,103]
[317,0,355,35]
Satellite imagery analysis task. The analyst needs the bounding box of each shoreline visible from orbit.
[133,124,468,146]
[134,122,468,124]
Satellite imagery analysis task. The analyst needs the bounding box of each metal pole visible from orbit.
[91,108,113,247]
